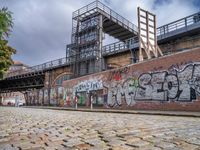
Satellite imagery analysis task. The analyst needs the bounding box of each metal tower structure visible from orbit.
[67,0,138,77]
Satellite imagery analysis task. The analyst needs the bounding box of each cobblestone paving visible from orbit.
[0,107,200,150]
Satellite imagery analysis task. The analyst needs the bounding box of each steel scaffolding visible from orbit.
[67,0,138,77]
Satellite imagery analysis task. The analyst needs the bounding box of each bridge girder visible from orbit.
[0,72,45,93]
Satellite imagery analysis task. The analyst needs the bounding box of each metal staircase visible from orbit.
[72,0,138,40]
[68,0,138,77]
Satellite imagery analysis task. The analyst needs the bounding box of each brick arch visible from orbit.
[52,72,72,87]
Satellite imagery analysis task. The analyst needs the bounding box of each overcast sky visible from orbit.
[0,0,199,66]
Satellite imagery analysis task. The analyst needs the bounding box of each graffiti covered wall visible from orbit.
[62,48,200,111]
[104,63,200,107]
[27,48,200,111]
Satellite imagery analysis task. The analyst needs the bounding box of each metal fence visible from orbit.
[6,57,73,78]
[6,54,97,78]
[157,11,200,36]
[102,37,139,55]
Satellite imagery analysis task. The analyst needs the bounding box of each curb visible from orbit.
[21,106,200,118]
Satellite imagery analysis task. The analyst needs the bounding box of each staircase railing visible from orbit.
[73,1,138,33]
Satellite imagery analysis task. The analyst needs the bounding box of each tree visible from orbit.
[0,7,16,79]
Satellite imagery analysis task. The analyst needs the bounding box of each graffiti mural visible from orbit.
[50,88,57,105]
[28,91,37,105]
[106,78,138,107]
[39,89,43,104]
[74,79,103,93]
[108,67,130,81]
[63,87,74,107]
[25,62,200,109]
[58,87,64,106]
[106,63,200,107]
[44,89,48,105]
[136,64,200,101]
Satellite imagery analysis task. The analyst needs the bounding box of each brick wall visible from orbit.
[61,47,200,111]
[159,34,200,54]
[105,52,132,68]
[27,47,200,111]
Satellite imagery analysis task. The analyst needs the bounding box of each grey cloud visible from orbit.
[0,0,199,66]
[0,0,86,66]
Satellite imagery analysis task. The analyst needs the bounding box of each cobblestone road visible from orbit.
[0,107,200,150]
